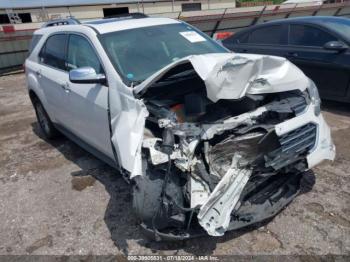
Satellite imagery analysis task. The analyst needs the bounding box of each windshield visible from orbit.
[100,23,227,84]
[322,19,350,42]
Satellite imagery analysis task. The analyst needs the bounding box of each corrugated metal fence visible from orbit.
[1,2,350,74]
[0,29,34,73]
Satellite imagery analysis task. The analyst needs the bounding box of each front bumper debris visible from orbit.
[140,170,315,241]
[137,93,335,238]
[123,53,335,239]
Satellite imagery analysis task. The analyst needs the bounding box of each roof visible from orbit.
[0,0,161,9]
[35,17,181,35]
[85,17,180,34]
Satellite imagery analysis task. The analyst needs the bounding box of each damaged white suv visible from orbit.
[26,14,335,240]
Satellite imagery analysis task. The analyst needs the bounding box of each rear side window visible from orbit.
[39,34,67,70]
[248,25,284,45]
[66,34,103,74]
[289,24,337,47]
[28,34,42,55]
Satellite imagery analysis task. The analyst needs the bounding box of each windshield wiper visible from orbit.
[167,68,196,80]
[130,80,143,87]
[130,68,196,87]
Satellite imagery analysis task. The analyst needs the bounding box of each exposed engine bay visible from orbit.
[108,53,335,240]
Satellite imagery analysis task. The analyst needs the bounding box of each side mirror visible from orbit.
[323,41,348,52]
[69,67,106,84]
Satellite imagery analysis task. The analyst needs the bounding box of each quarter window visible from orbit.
[67,34,103,74]
[289,24,337,47]
[248,25,284,45]
[39,34,67,70]
[28,34,42,55]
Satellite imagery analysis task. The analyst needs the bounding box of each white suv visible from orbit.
[25,14,335,240]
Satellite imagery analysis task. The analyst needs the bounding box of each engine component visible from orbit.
[161,129,175,155]
[184,93,206,118]
[208,131,265,179]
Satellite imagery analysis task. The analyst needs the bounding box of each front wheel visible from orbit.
[33,100,59,139]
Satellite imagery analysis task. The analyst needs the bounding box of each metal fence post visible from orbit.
[286,3,298,18]
[334,7,342,16]
[251,5,267,25]
[211,8,227,37]
[312,3,323,16]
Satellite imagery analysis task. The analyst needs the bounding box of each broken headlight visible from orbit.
[307,81,321,116]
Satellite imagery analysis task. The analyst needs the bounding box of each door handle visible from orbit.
[60,82,70,93]
[286,52,298,58]
[35,70,42,77]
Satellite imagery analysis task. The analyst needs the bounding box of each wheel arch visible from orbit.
[29,89,39,104]
[28,86,56,122]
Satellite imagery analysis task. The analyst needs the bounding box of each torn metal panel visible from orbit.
[108,87,149,177]
[158,106,268,141]
[197,154,252,236]
[134,53,310,102]
[190,170,211,208]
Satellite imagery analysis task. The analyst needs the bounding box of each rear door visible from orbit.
[65,33,114,158]
[286,23,350,100]
[38,33,70,125]
[223,24,288,57]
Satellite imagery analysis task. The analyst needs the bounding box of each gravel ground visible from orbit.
[0,73,349,257]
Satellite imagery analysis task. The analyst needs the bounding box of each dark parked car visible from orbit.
[222,16,350,103]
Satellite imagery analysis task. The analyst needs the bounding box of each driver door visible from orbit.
[65,33,114,159]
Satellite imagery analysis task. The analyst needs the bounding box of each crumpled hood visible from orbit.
[134,53,310,102]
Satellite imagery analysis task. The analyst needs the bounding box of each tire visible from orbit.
[33,100,59,139]
[132,167,185,230]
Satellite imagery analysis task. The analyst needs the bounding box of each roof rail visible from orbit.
[103,13,148,19]
[41,17,80,28]
[85,13,149,25]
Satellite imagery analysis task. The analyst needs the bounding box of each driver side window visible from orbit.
[66,34,103,74]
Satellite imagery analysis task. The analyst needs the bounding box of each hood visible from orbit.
[133,53,310,102]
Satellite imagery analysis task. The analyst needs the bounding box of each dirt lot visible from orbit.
[0,73,349,257]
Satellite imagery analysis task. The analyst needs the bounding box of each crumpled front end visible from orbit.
[121,54,335,239]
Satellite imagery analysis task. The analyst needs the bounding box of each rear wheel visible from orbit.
[33,100,59,139]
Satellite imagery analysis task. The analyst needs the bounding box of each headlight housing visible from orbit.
[307,80,321,116]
